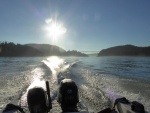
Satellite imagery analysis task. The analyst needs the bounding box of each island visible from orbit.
[98,45,150,57]
[0,42,88,57]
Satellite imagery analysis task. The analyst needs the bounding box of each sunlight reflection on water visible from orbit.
[42,56,65,84]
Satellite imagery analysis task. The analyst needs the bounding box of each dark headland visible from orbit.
[98,45,150,57]
[0,42,88,57]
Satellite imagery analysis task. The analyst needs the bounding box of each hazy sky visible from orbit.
[0,0,150,51]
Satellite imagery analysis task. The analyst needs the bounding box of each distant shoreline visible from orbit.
[97,45,150,57]
[0,42,88,57]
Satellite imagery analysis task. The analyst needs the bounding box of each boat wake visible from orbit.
[0,57,150,112]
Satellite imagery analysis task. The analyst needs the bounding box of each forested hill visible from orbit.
[0,42,88,57]
[98,45,150,56]
[26,44,66,56]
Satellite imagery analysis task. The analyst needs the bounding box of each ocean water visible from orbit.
[0,56,150,112]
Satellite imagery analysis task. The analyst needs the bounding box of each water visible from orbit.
[0,56,150,112]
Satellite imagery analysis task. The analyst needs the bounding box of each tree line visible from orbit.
[98,45,150,56]
[0,42,88,57]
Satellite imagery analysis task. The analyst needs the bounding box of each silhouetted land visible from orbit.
[0,42,88,57]
[98,45,150,56]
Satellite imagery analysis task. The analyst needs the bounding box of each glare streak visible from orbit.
[44,18,67,40]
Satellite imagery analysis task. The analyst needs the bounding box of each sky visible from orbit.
[0,0,150,51]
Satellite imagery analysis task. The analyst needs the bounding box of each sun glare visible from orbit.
[45,18,67,40]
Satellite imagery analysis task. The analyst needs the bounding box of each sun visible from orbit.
[45,18,67,40]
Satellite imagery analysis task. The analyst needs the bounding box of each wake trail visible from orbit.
[68,66,110,112]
